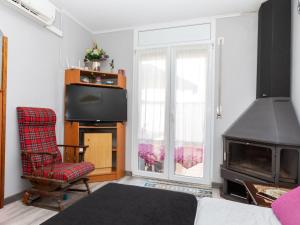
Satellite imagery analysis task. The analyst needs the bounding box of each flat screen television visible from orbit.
[65,85,127,122]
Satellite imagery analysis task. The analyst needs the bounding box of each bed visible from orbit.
[195,197,280,225]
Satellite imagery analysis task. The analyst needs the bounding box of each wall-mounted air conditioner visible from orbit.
[3,0,63,37]
[5,0,55,25]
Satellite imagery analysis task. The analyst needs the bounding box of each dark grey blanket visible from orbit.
[42,183,197,225]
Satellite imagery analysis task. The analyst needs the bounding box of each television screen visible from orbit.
[65,85,127,122]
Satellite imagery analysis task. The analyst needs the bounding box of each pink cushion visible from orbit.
[272,186,300,225]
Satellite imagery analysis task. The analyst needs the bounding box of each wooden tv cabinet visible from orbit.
[64,69,126,182]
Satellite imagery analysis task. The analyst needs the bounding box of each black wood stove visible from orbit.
[221,0,300,202]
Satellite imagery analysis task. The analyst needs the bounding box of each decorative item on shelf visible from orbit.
[102,80,115,85]
[80,75,90,83]
[84,43,109,72]
[109,59,115,73]
[95,76,102,84]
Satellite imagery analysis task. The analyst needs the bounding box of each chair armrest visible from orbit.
[57,145,89,162]
[57,145,89,149]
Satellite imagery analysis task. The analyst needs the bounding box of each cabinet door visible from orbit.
[84,133,112,175]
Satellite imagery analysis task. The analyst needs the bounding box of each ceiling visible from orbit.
[51,0,266,33]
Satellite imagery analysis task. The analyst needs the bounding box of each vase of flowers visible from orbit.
[84,43,109,71]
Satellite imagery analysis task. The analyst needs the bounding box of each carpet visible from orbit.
[144,180,212,198]
[41,183,198,225]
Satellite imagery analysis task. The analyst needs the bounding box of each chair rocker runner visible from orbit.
[17,107,95,211]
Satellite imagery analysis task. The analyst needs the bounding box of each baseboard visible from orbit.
[4,191,24,205]
[125,171,132,176]
[211,182,222,189]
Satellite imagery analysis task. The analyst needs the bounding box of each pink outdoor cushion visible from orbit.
[272,186,300,225]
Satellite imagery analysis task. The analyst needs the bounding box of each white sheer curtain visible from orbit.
[173,46,209,177]
[137,48,168,173]
[135,45,209,177]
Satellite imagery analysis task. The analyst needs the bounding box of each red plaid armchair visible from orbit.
[17,107,95,210]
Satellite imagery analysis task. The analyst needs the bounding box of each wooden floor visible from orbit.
[0,176,220,225]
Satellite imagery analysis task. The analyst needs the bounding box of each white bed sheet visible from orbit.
[194,198,281,225]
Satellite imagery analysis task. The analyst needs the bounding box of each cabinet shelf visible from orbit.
[71,82,123,89]
[65,69,126,89]
[79,69,119,77]
[79,126,117,129]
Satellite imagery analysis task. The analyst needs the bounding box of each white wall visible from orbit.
[291,0,300,120]
[0,3,92,198]
[93,30,134,171]
[213,14,258,182]
[93,14,258,182]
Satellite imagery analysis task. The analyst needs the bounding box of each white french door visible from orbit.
[133,44,212,184]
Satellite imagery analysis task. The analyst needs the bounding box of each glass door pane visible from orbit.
[173,46,209,178]
[137,48,168,174]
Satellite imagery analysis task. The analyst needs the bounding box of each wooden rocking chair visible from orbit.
[17,107,95,211]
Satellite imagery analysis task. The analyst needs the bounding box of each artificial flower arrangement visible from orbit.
[84,43,109,71]
[84,43,109,62]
